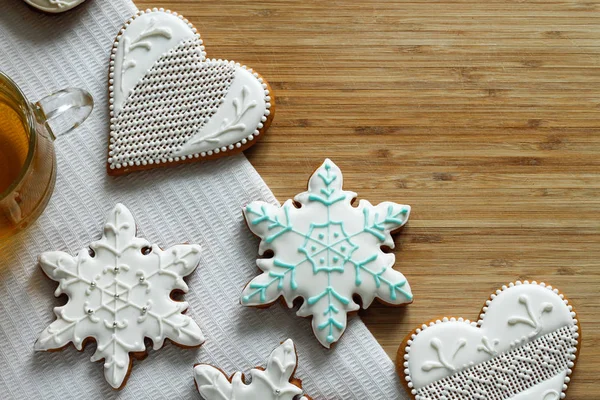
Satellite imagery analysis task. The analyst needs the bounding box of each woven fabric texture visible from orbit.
[0,1,407,399]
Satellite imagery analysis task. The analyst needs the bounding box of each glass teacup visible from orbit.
[0,71,93,241]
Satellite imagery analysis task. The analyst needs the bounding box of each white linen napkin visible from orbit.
[0,1,408,398]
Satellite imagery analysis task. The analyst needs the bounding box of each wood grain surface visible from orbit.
[137,1,599,397]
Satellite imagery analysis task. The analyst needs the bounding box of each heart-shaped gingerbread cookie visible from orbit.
[107,9,273,175]
[399,281,579,400]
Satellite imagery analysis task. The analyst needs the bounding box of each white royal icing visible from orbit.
[34,204,205,389]
[403,281,579,400]
[108,9,271,171]
[242,159,412,348]
[23,0,85,13]
[194,339,309,400]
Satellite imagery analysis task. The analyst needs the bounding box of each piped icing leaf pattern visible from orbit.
[242,159,412,347]
[117,16,173,94]
[401,281,579,400]
[35,204,205,389]
[194,339,309,400]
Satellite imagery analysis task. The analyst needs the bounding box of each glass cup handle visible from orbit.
[35,88,94,139]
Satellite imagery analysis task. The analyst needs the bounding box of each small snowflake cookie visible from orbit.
[194,339,311,400]
[34,204,205,389]
[107,8,274,175]
[399,281,580,400]
[242,159,413,347]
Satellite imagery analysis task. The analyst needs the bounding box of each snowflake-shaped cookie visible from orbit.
[242,159,413,347]
[194,339,310,400]
[34,204,205,389]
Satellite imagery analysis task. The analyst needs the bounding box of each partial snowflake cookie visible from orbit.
[194,339,311,400]
[107,8,274,175]
[34,204,205,389]
[242,159,413,347]
[399,281,580,400]
[23,0,86,13]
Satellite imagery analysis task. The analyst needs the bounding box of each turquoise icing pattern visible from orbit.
[242,159,413,347]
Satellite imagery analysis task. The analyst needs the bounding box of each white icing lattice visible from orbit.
[415,326,578,400]
[34,204,205,389]
[109,39,236,167]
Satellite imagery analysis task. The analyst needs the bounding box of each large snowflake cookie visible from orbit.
[107,8,274,175]
[242,159,413,347]
[400,281,580,400]
[194,339,310,400]
[34,204,205,389]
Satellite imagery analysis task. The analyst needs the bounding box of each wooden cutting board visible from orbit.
[138,1,599,396]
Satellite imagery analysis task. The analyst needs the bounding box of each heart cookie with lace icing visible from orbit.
[107,8,274,175]
[399,281,580,400]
